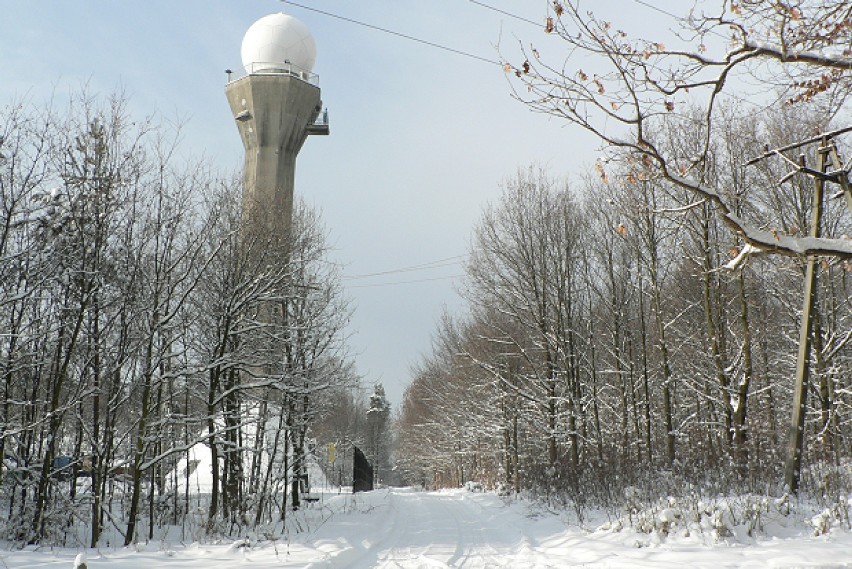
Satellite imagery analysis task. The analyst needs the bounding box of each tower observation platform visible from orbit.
[225,12,328,243]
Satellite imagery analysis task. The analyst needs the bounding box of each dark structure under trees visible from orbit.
[353,446,374,493]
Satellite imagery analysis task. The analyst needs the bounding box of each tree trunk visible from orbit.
[125,316,158,546]
[732,271,753,467]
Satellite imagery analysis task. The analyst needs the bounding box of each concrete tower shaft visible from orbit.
[225,73,323,243]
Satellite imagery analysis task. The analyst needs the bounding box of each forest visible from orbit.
[397,106,852,501]
[0,92,401,547]
[397,0,852,526]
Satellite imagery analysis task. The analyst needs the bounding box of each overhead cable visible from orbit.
[344,255,466,281]
[282,1,500,66]
[347,274,464,289]
[466,0,542,27]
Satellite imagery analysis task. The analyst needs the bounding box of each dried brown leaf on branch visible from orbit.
[789,69,844,104]
[510,0,852,260]
[552,1,563,16]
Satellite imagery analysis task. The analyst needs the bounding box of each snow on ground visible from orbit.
[3,487,851,568]
[168,440,331,495]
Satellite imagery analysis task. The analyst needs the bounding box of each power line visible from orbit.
[347,274,464,289]
[628,0,730,42]
[629,0,681,22]
[344,255,466,281]
[466,0,542,27]
[281,1,500,66]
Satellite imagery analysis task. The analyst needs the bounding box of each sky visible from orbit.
[1,1,685,407]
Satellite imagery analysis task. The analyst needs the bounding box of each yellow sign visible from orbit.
[327,442,336,464]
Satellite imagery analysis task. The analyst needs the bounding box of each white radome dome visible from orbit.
[241,12,317,74]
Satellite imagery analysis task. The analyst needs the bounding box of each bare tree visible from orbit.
[508,0,852,258]
[0,88,362,546]
[366,384,391,485]
[463,168,590,485]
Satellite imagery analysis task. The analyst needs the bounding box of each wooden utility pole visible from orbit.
[783,139,826,494]
[746,128,852,494]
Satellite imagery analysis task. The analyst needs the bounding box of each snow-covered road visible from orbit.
[294,489,852,568]
[4,487,852,567]
[303,488,559,568]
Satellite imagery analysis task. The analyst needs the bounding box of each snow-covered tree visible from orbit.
[0,90,360,545]
[366,383,392,485]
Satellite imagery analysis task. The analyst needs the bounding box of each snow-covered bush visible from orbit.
[598,491,832,543]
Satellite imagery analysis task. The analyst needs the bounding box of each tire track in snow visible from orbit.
[311,488,563,568]
[301,488,407,569]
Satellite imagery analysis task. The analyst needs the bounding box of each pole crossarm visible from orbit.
[744,124,852,167]
[743,129,852,232]
[794,166,845,182]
